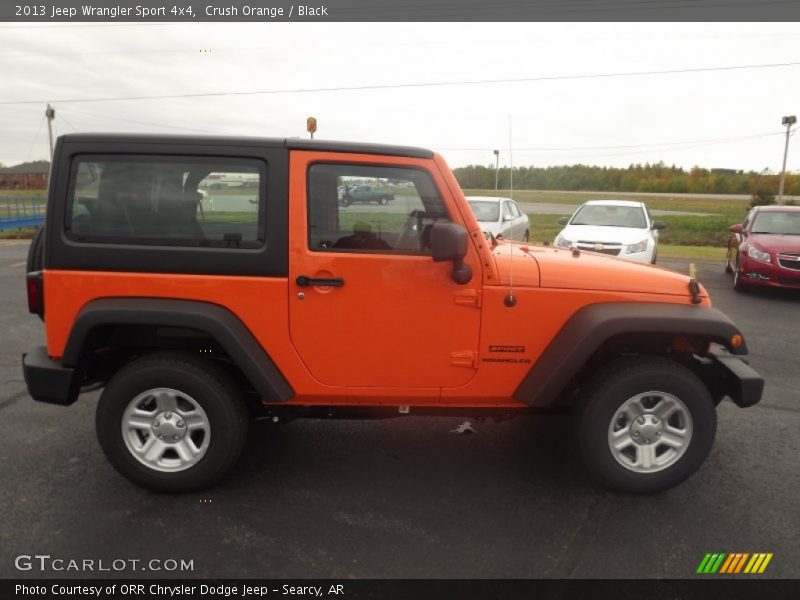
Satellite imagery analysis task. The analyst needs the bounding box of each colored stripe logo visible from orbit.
[696,552,773,574]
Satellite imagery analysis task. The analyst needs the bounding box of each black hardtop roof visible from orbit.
[57,133,434,159]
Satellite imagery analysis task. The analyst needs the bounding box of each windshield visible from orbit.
[570,205,647,228]
[468,200,500,222]
[751,211,800,235]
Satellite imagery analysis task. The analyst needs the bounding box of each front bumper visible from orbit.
[739,272,800,289]
[738,257,800,289]
[620,249,653,263]
[562,242,654,263]
[707,344,764,407]
[22,347,81,406]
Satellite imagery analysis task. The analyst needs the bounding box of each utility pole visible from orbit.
[493,149,500,191]
[45,104,55,162]
[777,115,796,205]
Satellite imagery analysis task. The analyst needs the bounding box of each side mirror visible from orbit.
[558,217,569,226]
[729,224,743,234]
[430,222,472,285]
[431,222,468,262]
[651,221,667,230]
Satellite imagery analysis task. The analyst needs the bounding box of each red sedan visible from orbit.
[725,205,800,291]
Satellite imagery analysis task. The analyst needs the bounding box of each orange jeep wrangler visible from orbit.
[23,134,763,494]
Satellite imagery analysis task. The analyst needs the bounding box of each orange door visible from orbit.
[288,151,482,389]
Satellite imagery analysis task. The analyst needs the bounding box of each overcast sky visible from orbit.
[1,22,799,172]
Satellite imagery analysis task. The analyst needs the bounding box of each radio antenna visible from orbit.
[504,114,517,308]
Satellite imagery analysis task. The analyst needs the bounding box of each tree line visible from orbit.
[453,162,800,196]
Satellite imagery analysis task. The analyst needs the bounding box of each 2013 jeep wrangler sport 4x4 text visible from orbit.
[22,134,764,493]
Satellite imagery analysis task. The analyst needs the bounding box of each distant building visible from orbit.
[0,160,50,190]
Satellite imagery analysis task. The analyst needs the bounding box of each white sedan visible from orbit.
[554,200,665,263]
[465,196,531,242]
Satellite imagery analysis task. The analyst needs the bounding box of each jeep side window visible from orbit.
[67,155,266,249]
[307,164,450,254]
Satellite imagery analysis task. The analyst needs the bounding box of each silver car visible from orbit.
[465,196,531,242]
[553,200,665,264]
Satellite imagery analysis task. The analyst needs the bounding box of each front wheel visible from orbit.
[733,257,747,292]
[575,356,716,494]
[96,352,249,492]
[378,196,389,205]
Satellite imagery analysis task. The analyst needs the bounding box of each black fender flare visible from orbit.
[514,302,747,407]
[61,298,293,403]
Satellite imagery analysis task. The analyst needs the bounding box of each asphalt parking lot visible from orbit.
[0,239,797,579]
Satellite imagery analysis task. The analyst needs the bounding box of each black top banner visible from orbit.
[2,0,800,22]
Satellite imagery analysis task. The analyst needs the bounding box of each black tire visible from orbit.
[523,229,530,242]
[379,196,389,205]
[26,226,45,273]
[724,248,734,274]
[733,257,747,292]
[96,352,249,493]
[341,198,350,207]
[651,247,658,264]
[574,355,716,494]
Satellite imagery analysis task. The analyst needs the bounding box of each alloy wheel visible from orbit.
[121,387,211,472]
[607,391,693,474]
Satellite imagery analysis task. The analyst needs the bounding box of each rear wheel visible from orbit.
[575,356,716,494]
[379,196,389,205]
[96,352,249,492]
[523,229,530,242]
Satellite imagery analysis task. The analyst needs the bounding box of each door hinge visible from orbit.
[450,351,478,368]
[453,288,481,308]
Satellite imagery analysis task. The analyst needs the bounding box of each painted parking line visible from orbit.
[0,240,29,246]
[9,261,26,268]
